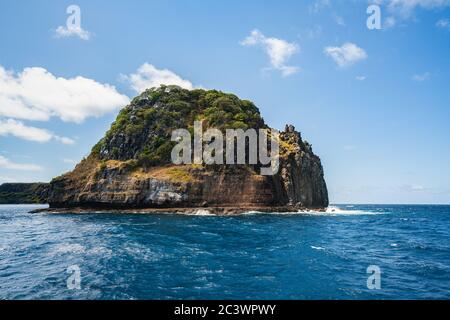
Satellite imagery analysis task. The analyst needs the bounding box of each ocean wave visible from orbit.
[300,206,383,216]
[51,243,112,256]
[240,206,382,216]
[242,210,265,215]
[192,209,215,216]
[53,243,86,254]
[123,245,164,262]
[170,209,216,216]
[88,246,113,255]
[390,243,399,247]
[156,206,380,216]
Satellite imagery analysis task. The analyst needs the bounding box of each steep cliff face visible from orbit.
[48,86,328,210]
[277,125,329,208]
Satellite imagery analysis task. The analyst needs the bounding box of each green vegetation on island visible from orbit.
[0,183,49,204]
[91,85,266,168]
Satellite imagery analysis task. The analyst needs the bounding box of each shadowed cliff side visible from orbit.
[47,86,328,212]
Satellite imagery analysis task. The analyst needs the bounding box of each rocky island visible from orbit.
[41,86,328,214]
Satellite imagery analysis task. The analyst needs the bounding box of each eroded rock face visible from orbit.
[277,127,329,208]
[48,164,275,208]
[48,126,328,209]
[47,86,328,210]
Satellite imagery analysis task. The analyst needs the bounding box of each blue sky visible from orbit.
[1,0,450,204]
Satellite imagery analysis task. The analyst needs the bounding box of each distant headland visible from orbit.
[0,183,49,204]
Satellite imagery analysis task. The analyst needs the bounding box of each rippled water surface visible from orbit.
[1,204,449,299]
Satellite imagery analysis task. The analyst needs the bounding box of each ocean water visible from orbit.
[0,204,449,300]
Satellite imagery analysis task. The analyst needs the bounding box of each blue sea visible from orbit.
[0,204,449,300]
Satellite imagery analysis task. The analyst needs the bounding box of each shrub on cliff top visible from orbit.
[92,85,266,166]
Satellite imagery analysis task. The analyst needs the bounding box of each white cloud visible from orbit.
[0,119,51,142]
[384,16,397,28]
[356,75,367,81]
[413,72,431,81]
[121,63,194,93]
[309,0,331,13]
[240,29,300,76]
[0,65,129,123]
[0,155,43,171]
[0,119,74,144]
[306,25,323,39]
[54,136,75,145]
[379,0,450,18]
[55,26,91,40]
[324,42,368,67]
[369,1,450,30]
[436,18,450,28]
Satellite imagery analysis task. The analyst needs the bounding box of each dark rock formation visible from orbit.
[277,127,329,207]
[0,183,49,204]
[47,86,328,212]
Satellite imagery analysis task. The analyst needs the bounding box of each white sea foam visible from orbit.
[53,243,86,254]
[52,243,113,256]
[158,206,382,217]
[89,246,113,255]
[193,209,215,216]
[299,206,382,216]
[244,206,372,216]
[240,206,382,216]
[242,210,265,215]
[124,245,163,262]
[311,246,325,250]
[166,209,214,216]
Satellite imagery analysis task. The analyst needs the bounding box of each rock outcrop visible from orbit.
[47,86,328,212]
